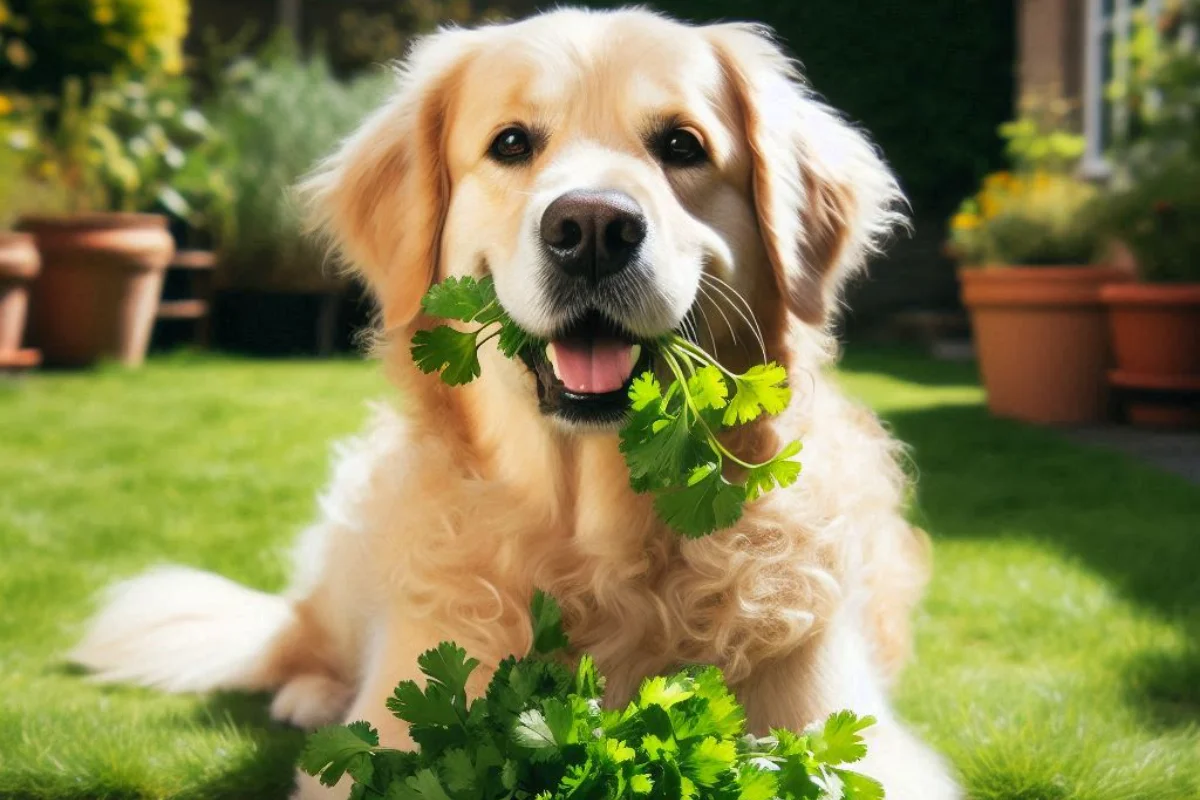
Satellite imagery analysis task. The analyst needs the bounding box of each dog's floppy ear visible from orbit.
[708,24,905,326]
[301,29,477,329]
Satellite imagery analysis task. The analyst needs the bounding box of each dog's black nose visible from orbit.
[540,190,646,281]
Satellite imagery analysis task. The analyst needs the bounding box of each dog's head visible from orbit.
[304,8,902,428]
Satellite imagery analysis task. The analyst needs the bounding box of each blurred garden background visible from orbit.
[1,1,1198,798]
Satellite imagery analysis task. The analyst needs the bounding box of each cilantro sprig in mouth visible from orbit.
[410,276,803,537]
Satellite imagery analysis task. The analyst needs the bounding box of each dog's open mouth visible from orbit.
[520,311,655,425]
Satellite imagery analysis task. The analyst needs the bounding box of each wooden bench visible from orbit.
[157,250,217,346]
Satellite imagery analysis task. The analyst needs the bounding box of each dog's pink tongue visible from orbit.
[551,339,634,394]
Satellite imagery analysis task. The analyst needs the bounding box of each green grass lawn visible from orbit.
[0,350,1197,799]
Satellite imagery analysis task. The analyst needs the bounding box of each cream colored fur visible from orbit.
[72,8,959,799]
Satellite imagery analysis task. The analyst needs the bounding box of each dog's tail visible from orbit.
[69,566,301,694]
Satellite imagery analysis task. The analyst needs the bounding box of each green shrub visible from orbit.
[203,37,392,289]
[948,94,1100,267]
[0,0,188,94]
[1089,0,1200,282]
[10,71,225,219]
[1088,160,1200,283]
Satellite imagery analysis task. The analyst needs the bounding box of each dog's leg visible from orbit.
[289,617,461,800]
[739,606,960,800]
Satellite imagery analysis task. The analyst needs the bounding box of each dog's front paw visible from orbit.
[270,673,353,730]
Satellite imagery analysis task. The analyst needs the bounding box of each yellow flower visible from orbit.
[979,193,1003,220]
[951,213,981,232]
[0,94,11,116]
[0,1,9,26]
[983,172,1013,192]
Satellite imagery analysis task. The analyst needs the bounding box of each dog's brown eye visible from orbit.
[489,127,533,163]
[660,127,706,166]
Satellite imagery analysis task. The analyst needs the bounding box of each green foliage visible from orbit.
[1088,0,1200,283]
[7,70,226,218]
[302,592,881,800]
[0,0,188,95]
[410,277,803,538]
[949,94,1100,267]
[409,276,535,387]
[0,93,69,226]
[1086,160,1200,283]
[202,37,392,288]
[1107,0,1200,177]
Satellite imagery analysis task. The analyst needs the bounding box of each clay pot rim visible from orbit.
[17,212,169,232]
[958,264,1135,283]
[1100,282,1200,306]
[0,230,41,281]
[0,231,36,245]
[1109,369,1200,392]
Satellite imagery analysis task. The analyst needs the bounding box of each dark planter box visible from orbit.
[153,284,374,357]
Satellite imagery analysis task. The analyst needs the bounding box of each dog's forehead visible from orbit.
[456,11,727,128]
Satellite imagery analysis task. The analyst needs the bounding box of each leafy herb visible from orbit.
[302,592,883,800]
[410,277,802,536]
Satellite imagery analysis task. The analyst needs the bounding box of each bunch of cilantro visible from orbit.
[302,592,883,800]
[410,277,802,537]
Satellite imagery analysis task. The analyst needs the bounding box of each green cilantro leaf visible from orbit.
[687,365,729,411]
[529,588,570,655]
[411,326,483,386]
[512,709,557,750]
[418,642,480,702]
[682,737,737,786]
[811,711,876,765]
[653,463,747,538]
[299,721,379,787]
[834,768,885,800]
[621,410,712,496]
[420,275,498,323]
[745,439,804,501]
[723,362,792,426]
[387,679,460,728]
[629,372,663,410]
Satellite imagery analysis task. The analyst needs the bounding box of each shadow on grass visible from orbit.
[1121,643,1200,731]
[182,692,304,800]
[877,397,1200,730]
[840,346,980,388]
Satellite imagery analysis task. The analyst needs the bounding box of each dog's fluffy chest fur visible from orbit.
[301,349,893,706]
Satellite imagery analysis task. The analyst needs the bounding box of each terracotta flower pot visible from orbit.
[959,265,1134,425]
[0,232,41,362]
[1101,283,1200,429]
[20,214,175,367]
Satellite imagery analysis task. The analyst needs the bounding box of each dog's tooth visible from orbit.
[546,343,560,377]
[629,344,642,369]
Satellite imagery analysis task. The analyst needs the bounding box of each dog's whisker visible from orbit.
[697,282,737,349]
[700,273,767,362]
[692,292,719,352]
[696,286,729,352]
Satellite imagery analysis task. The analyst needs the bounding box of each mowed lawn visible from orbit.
[0,350,1197,799]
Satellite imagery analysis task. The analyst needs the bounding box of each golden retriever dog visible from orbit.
[72,7,959,799]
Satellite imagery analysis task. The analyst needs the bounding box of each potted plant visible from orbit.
[1091,2,1200,427]
[16,72,222,367]
[0,94,70,369]
[950,93,1131,425]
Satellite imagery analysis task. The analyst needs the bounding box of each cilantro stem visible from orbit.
[660,349,760,471]
[474,324,502,350]
[668,335,739,380]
